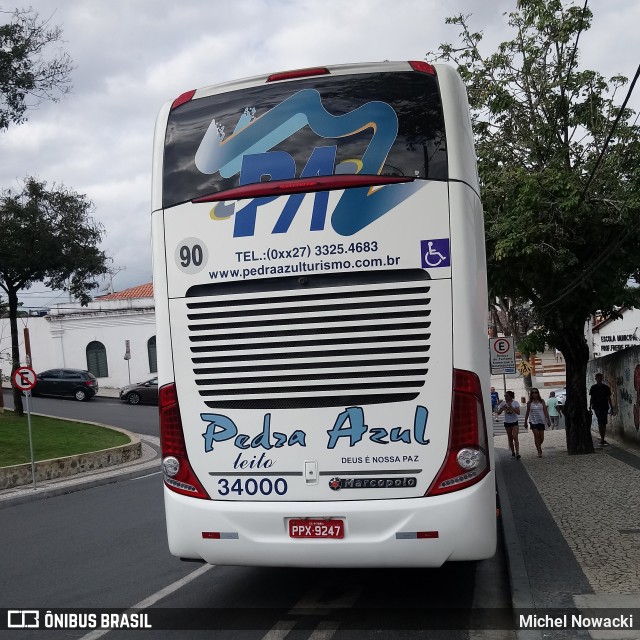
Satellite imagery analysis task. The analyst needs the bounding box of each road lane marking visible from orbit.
[260,620,297,640]
[79,563,214,639]
[289,585,361,613]
[309,621,338,640]
[131,471,162,480]
[261,584,360,640]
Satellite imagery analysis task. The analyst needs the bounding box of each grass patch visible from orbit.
[0,412,130,467]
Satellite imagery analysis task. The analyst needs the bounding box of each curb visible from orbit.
[0,416,143,491]
[0,408,162,507]
[495,457,544,640]
[0,437,160,508]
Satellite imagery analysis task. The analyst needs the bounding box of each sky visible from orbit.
[1,0,639,311]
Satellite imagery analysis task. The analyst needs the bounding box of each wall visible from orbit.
[1,305,157,391]
[0,317,54,378]
[591,308,640,358]
[587,345,640,445]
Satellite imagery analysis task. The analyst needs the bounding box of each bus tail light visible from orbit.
[426,369,489,496]
[192,175,413,203]
[171,90,196,111]
[409,61,436,75]
[267,67,330,82]
[160,383,210,499]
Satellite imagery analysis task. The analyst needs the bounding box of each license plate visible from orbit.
[289,519,344,539]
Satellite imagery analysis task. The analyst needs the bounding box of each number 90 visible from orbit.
[175,238,208,274]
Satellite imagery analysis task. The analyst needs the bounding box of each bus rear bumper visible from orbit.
[164,472,496,568]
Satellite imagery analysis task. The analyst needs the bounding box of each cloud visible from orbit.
[1,0,637,309]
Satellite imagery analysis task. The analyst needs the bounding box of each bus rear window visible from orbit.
[162,72,447,209]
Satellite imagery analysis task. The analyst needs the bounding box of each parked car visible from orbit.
[551,388,566,409]
[119,377,159,405]
[32,369,99,401]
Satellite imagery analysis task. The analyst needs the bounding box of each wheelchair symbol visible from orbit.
[420,239,450,269]
[424,242,446,267]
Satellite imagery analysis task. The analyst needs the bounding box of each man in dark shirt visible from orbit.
[589,373,615,446]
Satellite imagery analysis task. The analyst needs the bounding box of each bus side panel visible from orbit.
[449,182,492,466]
[151,209,174,388]
[152,101,175,389]
[151,102,171,213]
[435,64,480,195]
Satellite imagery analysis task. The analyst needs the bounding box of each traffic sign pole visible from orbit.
[12,366,38,490]
[25,391,36,490]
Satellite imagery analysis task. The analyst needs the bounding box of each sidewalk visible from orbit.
[495,422,640,639]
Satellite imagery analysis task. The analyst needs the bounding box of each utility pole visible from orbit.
[103,261,126,295]
[24,328,32,367]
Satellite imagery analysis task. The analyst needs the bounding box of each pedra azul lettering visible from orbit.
[200,406,430,454]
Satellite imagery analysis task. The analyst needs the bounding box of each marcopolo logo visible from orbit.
[329,477,418,491]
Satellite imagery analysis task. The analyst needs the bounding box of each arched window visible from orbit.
[86,341,109,378]
[148,336,157,373]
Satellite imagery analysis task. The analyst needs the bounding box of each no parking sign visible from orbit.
[489,337,516,374]
[12,366,37,392]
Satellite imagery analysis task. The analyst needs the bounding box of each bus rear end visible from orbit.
[152,61,495,567]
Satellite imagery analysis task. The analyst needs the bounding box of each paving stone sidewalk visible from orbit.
[496,427,640,639]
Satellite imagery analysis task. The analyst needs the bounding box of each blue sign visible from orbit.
[420,239,450,268]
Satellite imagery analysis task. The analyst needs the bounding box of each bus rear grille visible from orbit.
[185,269,431,409]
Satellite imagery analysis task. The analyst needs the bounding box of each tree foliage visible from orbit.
[429,0,640,453]
[0,178,107,414]
[0,6,73,131]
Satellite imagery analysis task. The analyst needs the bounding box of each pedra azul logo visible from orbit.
[200,405,431,455]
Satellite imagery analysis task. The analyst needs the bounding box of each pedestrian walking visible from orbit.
[589,373,616,447]
[546,391,560,429]
[490,387,500,418]
[524,388,551,457]
[497,390,521,459]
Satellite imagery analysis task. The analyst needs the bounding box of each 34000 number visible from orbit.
[217,478,288,496]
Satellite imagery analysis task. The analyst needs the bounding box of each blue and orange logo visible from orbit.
[195,89,423,237]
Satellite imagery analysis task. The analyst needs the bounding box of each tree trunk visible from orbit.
[557,329,594,455]
[8,286,24,417]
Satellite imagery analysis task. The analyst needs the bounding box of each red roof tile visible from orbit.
[97,283,154,300]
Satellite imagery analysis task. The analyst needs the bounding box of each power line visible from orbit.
[581,61,640,201]
[540,60,640,313]
[541,215,640,313]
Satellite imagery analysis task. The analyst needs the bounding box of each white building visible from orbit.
[1,284,157,392]
[591,307,640,358]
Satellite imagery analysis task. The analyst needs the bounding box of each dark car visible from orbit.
[119,377,159,405]
[33,368,99,401]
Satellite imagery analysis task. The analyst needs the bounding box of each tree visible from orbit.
[490,295,542,390]
[429,0,640,453]
[0,178,108,415]
[0,7,73,131]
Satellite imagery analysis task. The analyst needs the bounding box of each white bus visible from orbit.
[152,61,495,568]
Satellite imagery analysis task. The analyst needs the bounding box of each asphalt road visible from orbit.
[1,391,514,639]
[1,471,513,639]
[2,389,159,437]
